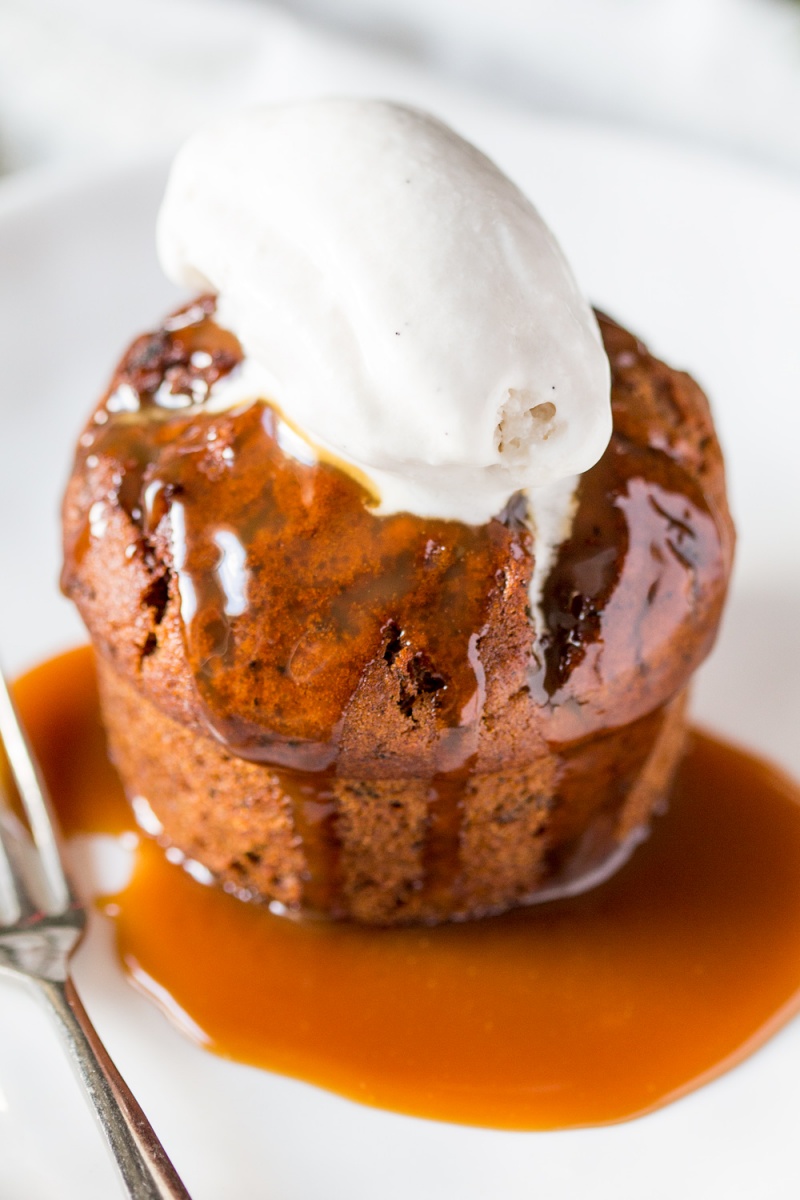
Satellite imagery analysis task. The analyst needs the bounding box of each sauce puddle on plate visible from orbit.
[12,647,800,1130]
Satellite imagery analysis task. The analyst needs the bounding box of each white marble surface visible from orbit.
[1,0,800,179]
[283,0,800,175]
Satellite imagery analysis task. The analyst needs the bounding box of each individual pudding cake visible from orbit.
[61,102,734,924]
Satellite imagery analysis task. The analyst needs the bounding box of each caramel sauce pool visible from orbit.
[14,647,800,1131]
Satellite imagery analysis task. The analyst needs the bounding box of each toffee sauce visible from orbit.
[13,646,800,1131]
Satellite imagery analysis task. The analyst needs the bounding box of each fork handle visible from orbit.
[35,976,192,1199]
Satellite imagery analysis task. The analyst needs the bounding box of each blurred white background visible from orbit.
[1,0,800,179]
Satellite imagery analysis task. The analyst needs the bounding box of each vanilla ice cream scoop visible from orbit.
[157,99,611,524]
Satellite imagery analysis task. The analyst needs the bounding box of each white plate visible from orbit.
[1,117,799,1199]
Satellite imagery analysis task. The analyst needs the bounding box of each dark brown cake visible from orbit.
[61,301,734,923]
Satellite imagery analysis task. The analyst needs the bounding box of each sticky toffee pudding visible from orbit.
[61,300,733,924]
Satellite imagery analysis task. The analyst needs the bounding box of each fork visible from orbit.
[0,664,191,1199]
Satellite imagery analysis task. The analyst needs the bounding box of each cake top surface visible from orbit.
[62,305,734,772]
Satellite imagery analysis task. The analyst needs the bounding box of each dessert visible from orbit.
[61,101,734,924]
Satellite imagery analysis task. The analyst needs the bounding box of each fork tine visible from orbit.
[0,665,71,913]
[0,809,39,925]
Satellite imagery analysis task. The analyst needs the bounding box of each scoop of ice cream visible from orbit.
[157,99,611,524]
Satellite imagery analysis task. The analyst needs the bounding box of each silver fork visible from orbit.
[0,664,191,1199]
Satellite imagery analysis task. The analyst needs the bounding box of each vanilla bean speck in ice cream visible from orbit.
[157,98,611,526]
